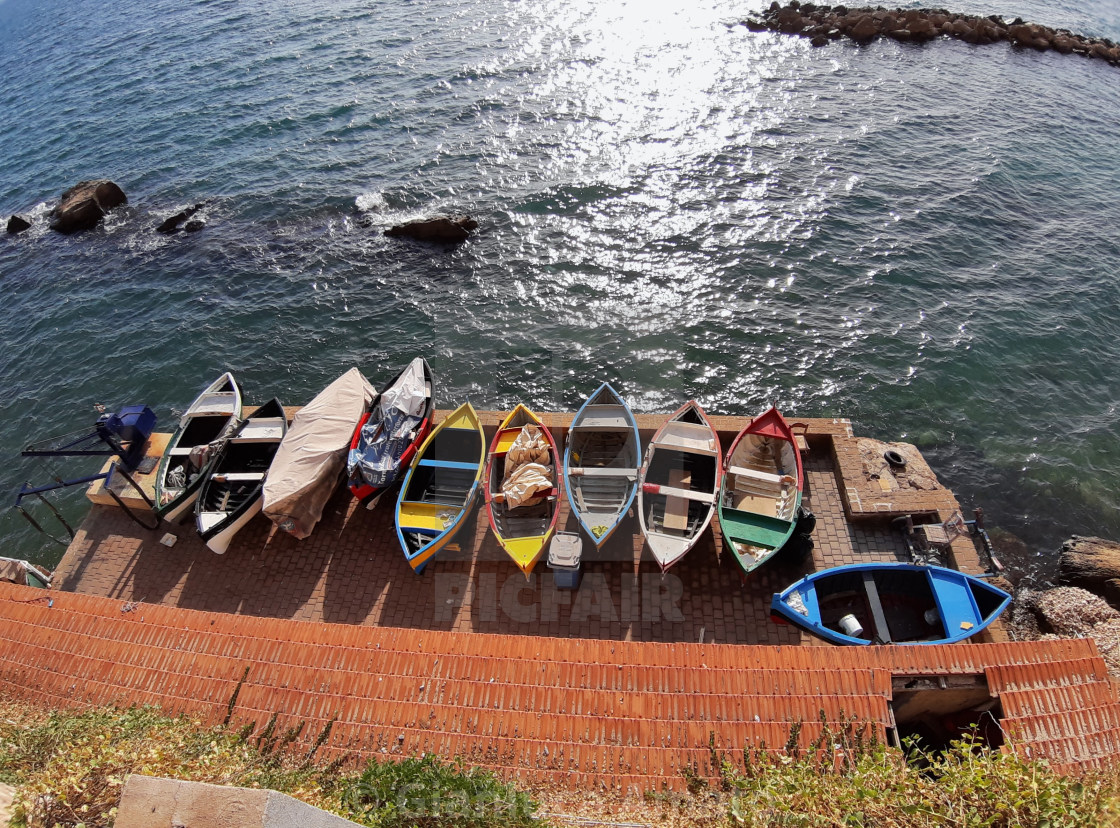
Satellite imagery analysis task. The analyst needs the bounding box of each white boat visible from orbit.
[154,372,242,523]
[263,367,374,539]
[637,401,722,572]
[196,399,287,554]
[0,556,52,588]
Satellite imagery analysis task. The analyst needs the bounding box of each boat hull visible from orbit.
[718,406,805,576]
[562,383,640,550]
[395,402,485,573]
[348,357,435,505]
[485,404,560,576]
[196,399,287,555]
[770,562,1011,645]
[637,400,721,572]
[154,372,242,523]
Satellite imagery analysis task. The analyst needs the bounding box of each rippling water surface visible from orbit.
[2,0,1119,581]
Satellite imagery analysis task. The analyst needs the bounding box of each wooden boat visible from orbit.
[154,372,242,523]
[770,562,1011,645]
[195,399,287,554]
[638,401,722,572]
[347,357,434,508]
[485,404,560,576]
[0,556,51,589]
[718,406,804,576]
[263,367,374,539]
[562,383,640,548]
[395,402,485,573]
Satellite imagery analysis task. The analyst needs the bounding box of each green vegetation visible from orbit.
[715,715,1120,828]
[0,698,536,828]
[1,698,1117,827]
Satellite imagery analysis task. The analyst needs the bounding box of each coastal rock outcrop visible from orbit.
[741,3,1120,69]
[49,180,127,235]
[1059,535,1120,606]
[6,215,31,234]
[156,202,207,234]
[1007,586,1120,677]
[384,214,478,244]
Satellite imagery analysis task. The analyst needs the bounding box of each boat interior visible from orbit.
[489,451,555,540]
[199,440,277,515]
[567,410,638,534]
[815,568,946,644]
[724,434,798,521]
[644,448,716,538]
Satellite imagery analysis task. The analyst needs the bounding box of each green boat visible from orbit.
[717,406,804,575]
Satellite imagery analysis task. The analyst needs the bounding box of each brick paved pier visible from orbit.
[55,413,995,645]
[7,409,1116,790]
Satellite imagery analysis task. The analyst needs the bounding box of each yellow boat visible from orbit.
[484,404,560,576]
[394,402,485,573]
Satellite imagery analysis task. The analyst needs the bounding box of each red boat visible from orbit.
[347,358,434,507]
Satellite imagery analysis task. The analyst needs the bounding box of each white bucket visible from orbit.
[839,614,864,638]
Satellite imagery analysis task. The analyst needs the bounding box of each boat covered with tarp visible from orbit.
[347,357,434,506]
[0,556,51,588]
[263,367,374,539]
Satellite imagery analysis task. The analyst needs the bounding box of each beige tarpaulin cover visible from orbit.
[263,367,374,538]
[0,559,28,585]
[501,425,553,509]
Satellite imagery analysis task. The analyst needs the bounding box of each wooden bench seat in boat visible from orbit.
[193,391,239,414]
[655,422,719,455]
[570,405,634,432]
[727,465,782,485]
[233,418,286,443]
[567,466,636,477]
[212,471,266,483]
[417,459,481,471]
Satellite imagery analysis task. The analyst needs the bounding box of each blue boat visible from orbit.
[770,562,1010,645]
[562,383,641,549]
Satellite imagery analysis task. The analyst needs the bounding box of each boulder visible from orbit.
[183,220,205,233]
[848,14,880,42]
[6,215,31,234]
[907,17,938,41]
[384,214,478,244]
[777,6,805,33]
[1059,536,1120,605]
[49,180,127,235]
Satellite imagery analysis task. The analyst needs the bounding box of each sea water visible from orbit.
[1,0,1118,582]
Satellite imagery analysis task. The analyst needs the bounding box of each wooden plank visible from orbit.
[728,466,782,485]
[663,468,691,532]
[862,572,892,644]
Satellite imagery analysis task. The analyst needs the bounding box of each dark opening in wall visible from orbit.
[888,674,1004,760]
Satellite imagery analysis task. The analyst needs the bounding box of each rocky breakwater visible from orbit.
[742,2,1120,67]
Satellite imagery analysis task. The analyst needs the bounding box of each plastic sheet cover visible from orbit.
[348,358,429,489]
[263,367,374,538]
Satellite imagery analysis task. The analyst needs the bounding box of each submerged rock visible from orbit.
[49,180,127,235]
[6,215,31,234]
[156,202,207,234]
[384,214,479,244]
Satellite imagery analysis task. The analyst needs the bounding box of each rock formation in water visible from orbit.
[1060,535,1120,606]
[49,180,127,235]
[6,215,31,234]
[384,214,479,244]
[742,3,1120,67]
[156,202,207,234]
